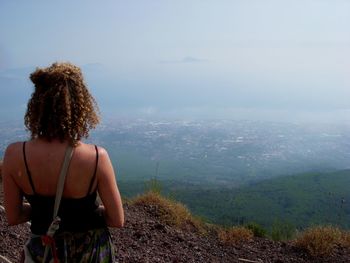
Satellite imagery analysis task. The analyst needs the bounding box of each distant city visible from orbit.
[92,119,350,185]
[1,119,350,186]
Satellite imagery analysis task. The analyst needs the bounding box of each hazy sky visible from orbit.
[1,0,350,122]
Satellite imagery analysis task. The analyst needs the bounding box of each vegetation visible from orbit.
[244,222,266,238]
[218,226,253,245]
[118,169,350,239]
[294,226,343,257]
[167,170,350,230]
[144,177,162,195]
[130,182,350,259]
[120,170,350,232]
[342,231,350,247]
[132,191,205,233]
[270,220,296,241]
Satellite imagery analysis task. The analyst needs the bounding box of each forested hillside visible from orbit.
[120,170,350,231]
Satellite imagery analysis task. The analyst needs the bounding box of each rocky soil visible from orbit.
[0,182,349,262]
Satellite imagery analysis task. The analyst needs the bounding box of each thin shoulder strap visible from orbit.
[53,145,74,218]
[23,142,36,194]
[87,145,99,195]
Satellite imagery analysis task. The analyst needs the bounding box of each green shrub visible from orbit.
[270,220,295,241]
[245,222,267,238]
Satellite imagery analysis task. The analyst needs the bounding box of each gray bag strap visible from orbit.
[53,145,74,218]
[42,145,74,263]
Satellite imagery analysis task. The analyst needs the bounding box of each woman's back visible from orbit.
[11,139,99,198]
[7,139,106,235]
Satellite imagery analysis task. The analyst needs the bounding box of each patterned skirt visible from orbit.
[23,228,115,263]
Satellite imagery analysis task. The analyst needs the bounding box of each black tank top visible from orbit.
[23,142,106,235]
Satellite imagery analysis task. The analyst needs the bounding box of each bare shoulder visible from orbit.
[76,143,110,163]
[96,145,109,158]
[5,141,22,152]
[77,143,107,155]
[95,146,113,168]
[4,142,23,161]
[3,142,23,174]
[94,146,115,175]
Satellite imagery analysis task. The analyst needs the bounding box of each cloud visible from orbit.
[160,56,209,64]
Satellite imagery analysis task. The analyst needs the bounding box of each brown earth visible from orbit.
[0,178,349,262]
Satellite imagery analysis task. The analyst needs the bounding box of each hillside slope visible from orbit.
[1,190,350,262]
[171,170,350,229]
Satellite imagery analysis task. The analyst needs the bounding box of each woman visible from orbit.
[2,62,124,262]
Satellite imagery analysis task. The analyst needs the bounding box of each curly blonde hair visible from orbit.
[25,62,100,145]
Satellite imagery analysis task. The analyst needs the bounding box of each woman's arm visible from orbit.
[3,143,32,225]
[96,147,124,228]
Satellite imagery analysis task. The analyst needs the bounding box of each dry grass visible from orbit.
[218,226,254,245]
[294,226,343,257]
[0,159,2,180]
[341,231,350,248]
[132,191,205,233]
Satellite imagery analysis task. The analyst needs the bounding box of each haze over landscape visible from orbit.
[1,0,350,122]
[1,1,350,229]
